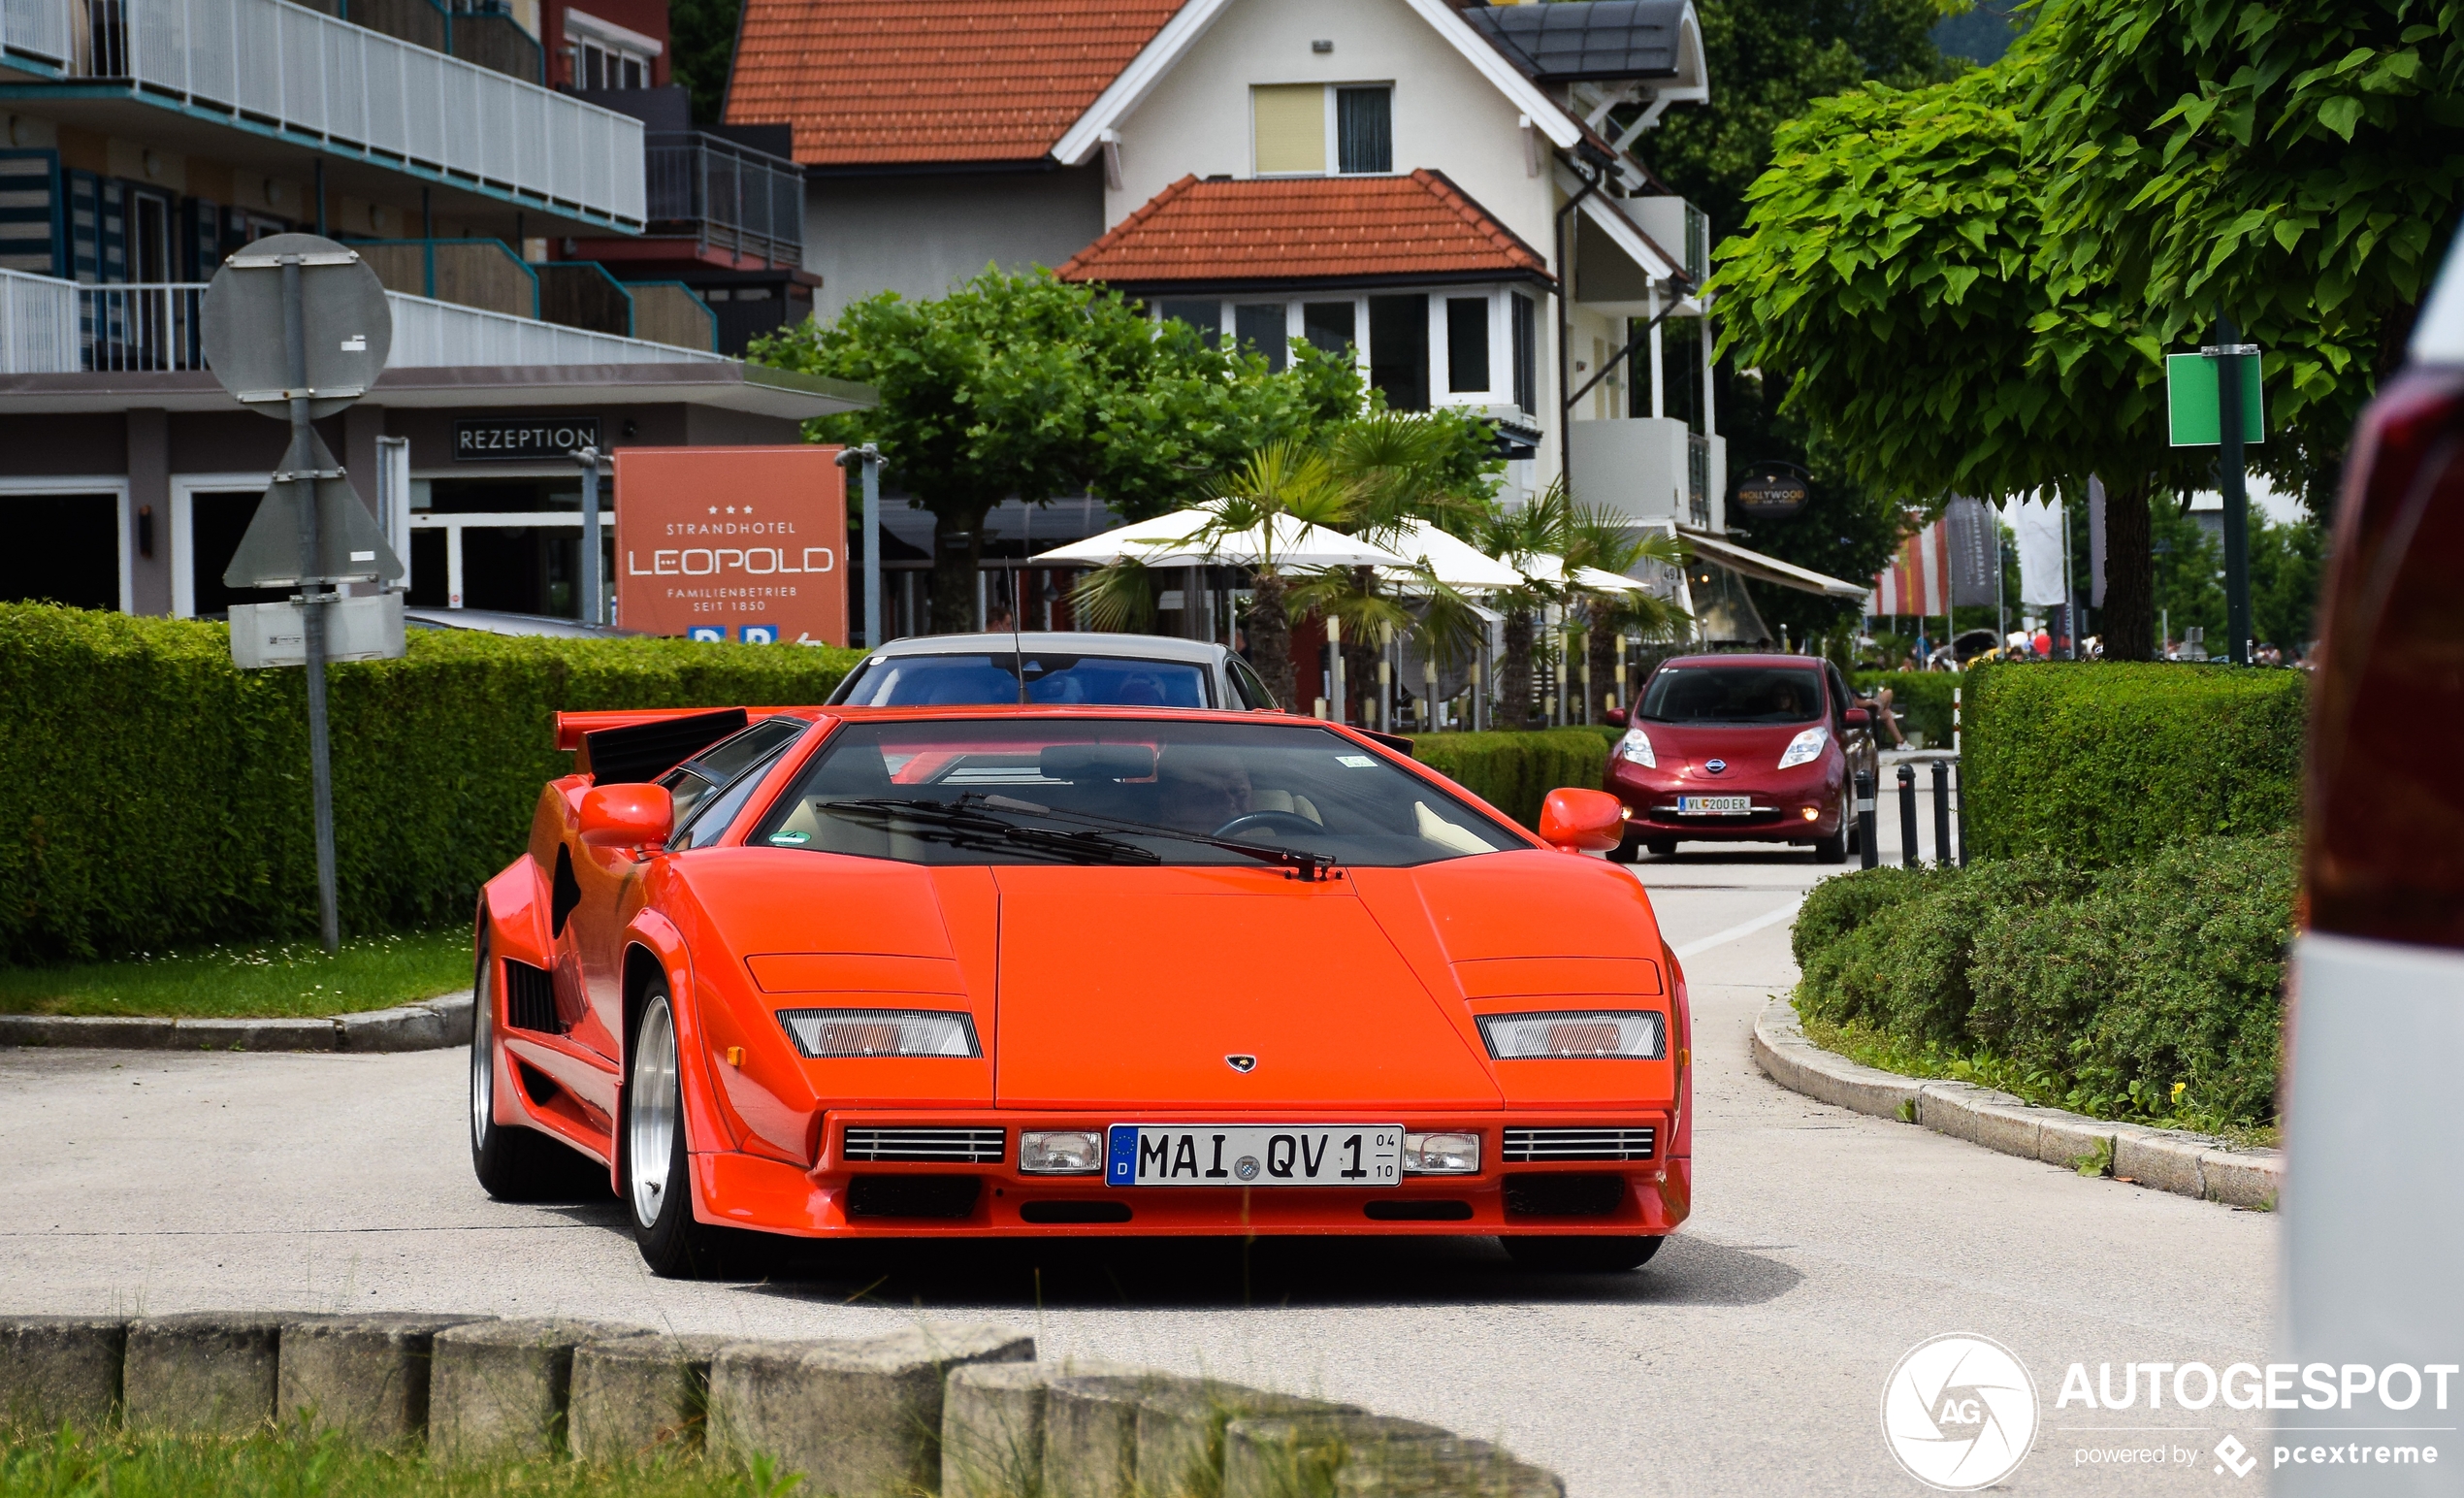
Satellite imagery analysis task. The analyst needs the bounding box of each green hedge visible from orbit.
[1850,669,1961,747]
[0,605,860,963]
[1405,729,1609,829]
[1963,662,2305,864]
[1792,831,2295,1126]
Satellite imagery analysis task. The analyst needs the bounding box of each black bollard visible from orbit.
[1930,759,1952,869]
[1856,768,1878,869]
[1897,763,1920,868]
[1954,763,1968,867]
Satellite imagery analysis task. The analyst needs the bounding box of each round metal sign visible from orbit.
[200,233,393,420]
[1734,470,1810,519]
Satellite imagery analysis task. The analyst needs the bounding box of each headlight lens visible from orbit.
[775,1008,981,1058]
[1777,725,1830,768]
[1020,1129,1105,1174]
[1402,1131,1481,1174]
[1617,727,1656,767]
[1477,1010,1667,1060]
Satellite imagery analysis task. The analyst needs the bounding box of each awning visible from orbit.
[1679,529,1868,599]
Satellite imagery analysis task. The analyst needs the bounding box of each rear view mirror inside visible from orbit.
[1040,744,1158,782]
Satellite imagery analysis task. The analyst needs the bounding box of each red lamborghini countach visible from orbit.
[470,703,1693,1278]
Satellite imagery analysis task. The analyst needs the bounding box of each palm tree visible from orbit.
[1563,504,1691,719]
[1475,483,1573,731]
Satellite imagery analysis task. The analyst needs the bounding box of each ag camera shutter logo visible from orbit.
[1882,1333,2040,1490]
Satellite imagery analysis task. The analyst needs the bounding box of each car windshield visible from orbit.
[748,719,1524,867]
[835,653,1211,708]
[1640,666,1825,725]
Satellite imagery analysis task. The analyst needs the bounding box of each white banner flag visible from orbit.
[2010,495,2068,607]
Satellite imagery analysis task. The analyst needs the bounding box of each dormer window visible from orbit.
[1251,84,1393,176]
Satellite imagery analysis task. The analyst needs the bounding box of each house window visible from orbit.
[1446,297,1489,394]
[567,8,661,90]
[1234,303,1288,372]
[1510,292,1537,414]
[1157,299,1222,348]
[1368,294,1429,411]
[1302,301,1356,355]
[1337,87,1392,175]
[1252,84,1394,176]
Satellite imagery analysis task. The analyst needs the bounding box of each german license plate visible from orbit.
[1105,1124,1402,1188]
[1678,795,1753,814]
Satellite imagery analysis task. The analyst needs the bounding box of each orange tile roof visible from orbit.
[726,0,1183,166]
[1055,171,1554,288]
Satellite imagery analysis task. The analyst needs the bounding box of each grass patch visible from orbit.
[1797,1006,2279,1152]
[0,928,471,1020]
[0,1425,803,1497]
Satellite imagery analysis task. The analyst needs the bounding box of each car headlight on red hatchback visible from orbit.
[1402,1131,1481,1174]
[775,1008,981,1058]
[1021,1130,1105,1174]
[1616,727,1657,767]
[1477,1010,1667,1060]
[1776,725,1830,768]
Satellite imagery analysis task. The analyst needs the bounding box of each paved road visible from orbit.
[0,832,2275,1494]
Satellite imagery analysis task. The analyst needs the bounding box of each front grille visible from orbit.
[842,1126,1006,1163]
[847,1176,982,1220]
[502,960,561,1033]
[1501,1126,1656,1162]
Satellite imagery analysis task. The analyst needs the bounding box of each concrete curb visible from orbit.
[0,991,473,1054]
[1750,998,2281,1211]
[0,1311,1557,1496]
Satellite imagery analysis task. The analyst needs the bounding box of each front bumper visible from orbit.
[1607,762,1843,840]
[690,1110,1690,1238]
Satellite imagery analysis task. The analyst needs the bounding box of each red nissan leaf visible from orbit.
[1602,654,1865,863]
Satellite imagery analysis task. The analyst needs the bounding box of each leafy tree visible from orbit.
[666,0,742,125]
[754,269,1360,632]
[2025,0,2464,508]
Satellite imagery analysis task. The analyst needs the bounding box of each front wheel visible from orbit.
[1813,827,1848,863]
[1502,1234,1666,1272]
[623,980,737,1279]
[1606,830,1641,864]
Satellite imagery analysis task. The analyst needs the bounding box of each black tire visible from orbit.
[1502,1234,1666,1272]
[1644,838,1678,859]
[469,934,600,1202]
[1606,830,1641,864]
[622,977,740,1279]
[1813,828,1848,863]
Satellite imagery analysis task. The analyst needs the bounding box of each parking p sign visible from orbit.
[740,624,779,644]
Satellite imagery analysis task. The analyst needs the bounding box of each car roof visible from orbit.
[1651,653,1832,669]
[857,632,1227,664]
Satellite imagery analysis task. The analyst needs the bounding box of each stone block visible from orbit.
[1962,1103,2047,1161]
[712,1323,1032,1494]
[426,992,476,1045]
[1045,1373,1180,1498]
[2199,1149,2283,1211]
[0,1015,181,1050]
[1137,1381,1363,1498]
[943,1360,1071,1498]
[2034,1114,2115,1173]
[2114,1129,2207,1198]
[429,1318,644,1465]
[1219,1415,1453,1498]
[275,1313,493,1447]
[176,1017,335,1052]
[1330,1434,1566,1498]
[569,1333,732,1464]
[0,1316,127,1429]
[125,1312,321,1435]
[335,1006,446,1053]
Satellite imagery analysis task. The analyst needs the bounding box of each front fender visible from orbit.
[621,909,741,1167]
[481,858,555,971]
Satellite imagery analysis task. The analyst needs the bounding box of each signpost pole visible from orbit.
[836,444,883,647]
[576,445,603,626]
[2216,315,2253,666]
[281,255,340,955]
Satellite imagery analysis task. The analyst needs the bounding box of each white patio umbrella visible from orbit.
[1034,508,1410,570]
[1504,550,1653,594]
[1373,518,1526,592]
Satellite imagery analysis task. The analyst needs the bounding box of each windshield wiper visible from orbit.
[978,796,1338,883]
[815,798,1160,866]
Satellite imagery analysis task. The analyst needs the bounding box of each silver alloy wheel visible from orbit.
[629,995,681,1228]
[470,961,495,1153]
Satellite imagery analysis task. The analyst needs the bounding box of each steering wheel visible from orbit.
[1213,811,1324,842]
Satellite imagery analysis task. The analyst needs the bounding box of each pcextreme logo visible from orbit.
[1882,1333,2041,1491]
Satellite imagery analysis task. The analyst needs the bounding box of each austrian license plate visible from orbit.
[1678,795,1753,814]
[1106,1124,1402,1188]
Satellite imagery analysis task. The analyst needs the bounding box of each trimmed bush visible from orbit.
[0,605,860,962]
[1962,661,2305,864]
[1794,831,2295,1125]
[1850,670,1961,747]
[1404,729,1608,829]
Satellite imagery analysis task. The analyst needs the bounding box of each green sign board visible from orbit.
[2165,352,2265,446]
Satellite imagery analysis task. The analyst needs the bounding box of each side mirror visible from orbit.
[1844,707,1870,729]
[580,783,674,851]
[1539,788,1627,854]
[1603,707,1629,728]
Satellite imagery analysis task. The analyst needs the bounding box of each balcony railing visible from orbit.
[1687,431,1711,529]
[3,0,643,229]
[0,270,726,373]
[644,131,802,266]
